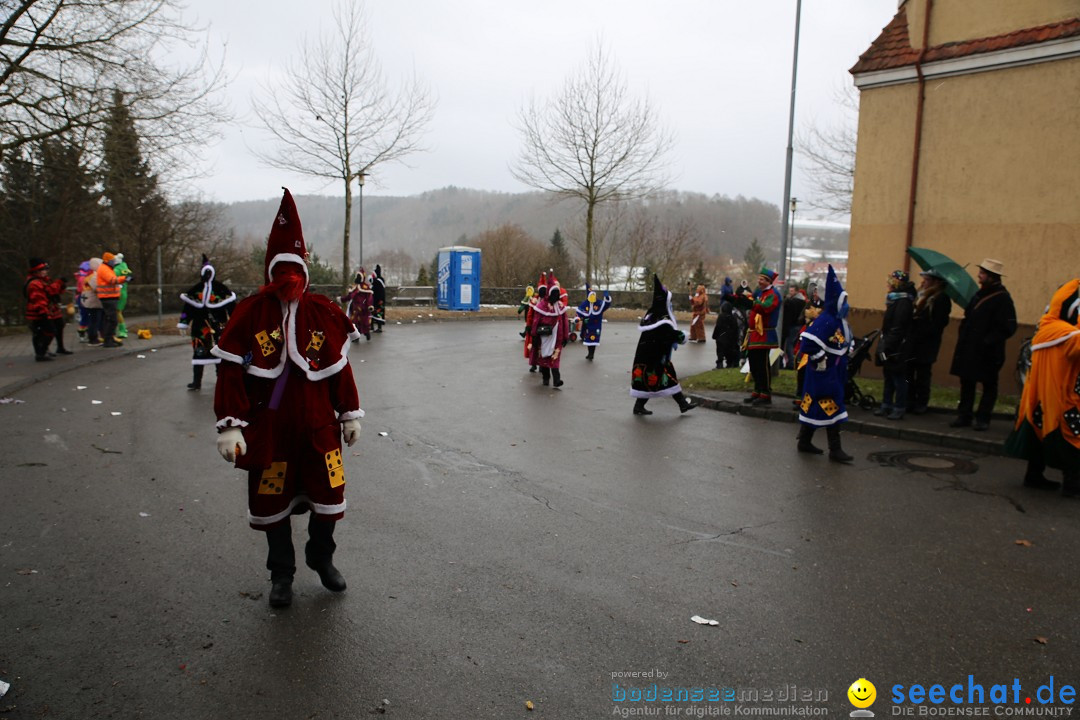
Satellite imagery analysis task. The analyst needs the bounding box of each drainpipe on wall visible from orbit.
[904,0,933,273]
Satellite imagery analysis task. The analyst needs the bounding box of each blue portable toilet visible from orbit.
[437,246,482,311]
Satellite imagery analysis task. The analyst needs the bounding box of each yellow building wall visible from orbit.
[848,57,1080,322]
[928,0,1079,47]
[847,83,919,312]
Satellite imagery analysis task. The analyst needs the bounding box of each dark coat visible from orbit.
[906,289,952,366]
[949,283,1017,383]
[712,302,741,357]
[877,284,915,372]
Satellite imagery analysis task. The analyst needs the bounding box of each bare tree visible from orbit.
[512,41,673,287]
[472,224,549,287]
[251,1,435,287]
[0,0,229,173]
[796,84,858,217]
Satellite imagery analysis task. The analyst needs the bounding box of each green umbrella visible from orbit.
[907,247,978,307]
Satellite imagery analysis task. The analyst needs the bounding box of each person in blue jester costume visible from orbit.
[795,265,854,462]
[576,284,612,361]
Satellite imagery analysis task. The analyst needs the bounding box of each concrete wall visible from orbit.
[911,0,1080,48]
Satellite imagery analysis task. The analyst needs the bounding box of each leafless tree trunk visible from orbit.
[513,40,673,287]
[796,84,858,217]
[251,1,435,288]
[0,0,229,175]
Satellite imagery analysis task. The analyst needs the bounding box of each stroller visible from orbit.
[845,329,879,410]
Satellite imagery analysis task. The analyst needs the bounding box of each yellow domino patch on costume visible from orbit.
[258,462,287,494]
[800,394,813,413]
[325,448,345,488]
[818,398,839,417]
[255,330,276,357]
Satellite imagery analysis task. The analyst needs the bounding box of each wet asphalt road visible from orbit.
[1,320,1078,719]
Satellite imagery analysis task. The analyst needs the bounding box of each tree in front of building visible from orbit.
[742,238,767,280]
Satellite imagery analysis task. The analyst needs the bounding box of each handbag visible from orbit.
[535,325,553,337]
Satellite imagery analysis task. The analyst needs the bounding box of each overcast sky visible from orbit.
[182,0,899,216]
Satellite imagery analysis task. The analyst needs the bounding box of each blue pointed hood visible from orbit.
[824,265,848,319]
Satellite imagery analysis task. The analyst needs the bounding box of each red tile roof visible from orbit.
[851,8,1080,74]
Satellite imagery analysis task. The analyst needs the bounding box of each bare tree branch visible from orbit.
[250,1,436,286]
[512,40,674,286]
[796,83,858,217]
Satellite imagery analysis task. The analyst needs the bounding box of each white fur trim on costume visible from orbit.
[638,316,677,332]
[267,253,310,287]
[338,409,365,421]
[177,323,189,330]
[630,384,683,399]
[1031,330,1080,351]
[248,496,347,526]
[347,326,362,342]
[283,299,354,381]
[798,412,849,427]
[205,290,237,309]
[215,416,249,430]
[799,331,849,356]
[192,357,221,366]
[531,301,566,317]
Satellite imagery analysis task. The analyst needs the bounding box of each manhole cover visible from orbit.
[868,450,979,475]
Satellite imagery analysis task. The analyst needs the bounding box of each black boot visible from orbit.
[826,425,853,463]
[797,425,823,455]
[586,345,595,361]
[188,364,204,391]
[266,522,295,608]
[633,398,652,416]
[306,518,346,592]
[552,369,564,388]
[673,392,697,413]
[540,367,550,386]
[1062,471,1080,498]
[1023,455,1060,491]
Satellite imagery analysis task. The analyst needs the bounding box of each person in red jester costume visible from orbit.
[213,189,364,609]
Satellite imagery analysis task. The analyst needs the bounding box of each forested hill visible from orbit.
[218,187,782,266]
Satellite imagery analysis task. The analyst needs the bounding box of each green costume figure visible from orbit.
[113,253,132,338]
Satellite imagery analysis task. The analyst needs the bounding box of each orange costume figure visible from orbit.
[1006,279,1080,496]
[213,189,363,609]
[689,284,709,342]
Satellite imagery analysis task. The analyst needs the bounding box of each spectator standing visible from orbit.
[23,258,66,361]
[949,259,1017,431]
[688,284,709,343]
[712,301,741,369]
[96,252,128,347]
[1005,279,1080,495]
[113,253,132,339]
[905,270,952,414]
[81,258,104,345]
[874,270,916,420]
[743,268,782,406]
[74,261,93,342]
[781,285,807,368]
[720,277,736,306]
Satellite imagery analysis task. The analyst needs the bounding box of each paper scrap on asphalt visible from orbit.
[91,400,103,405]
[0,678,9,698]
[378,432,388,437]
[691,615,719,626]
[136,354,146,359]
[0,398,25,404]
[139,512,150,517]
[76,385,87,390]
[111,412,122,416]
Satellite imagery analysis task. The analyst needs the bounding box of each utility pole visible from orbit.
[778,0,802,283]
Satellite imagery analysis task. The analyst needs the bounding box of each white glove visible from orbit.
[341,419,362,447]
[217,428,247,462]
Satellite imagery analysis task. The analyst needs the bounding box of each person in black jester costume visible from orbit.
[370,264,386,333]
[630,275,698,416]
[212,189,364,609]
[178,255,237,391]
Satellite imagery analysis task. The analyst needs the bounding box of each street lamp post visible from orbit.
[778,0,802,283]
[787,197,798,282]
[357,172,367,269]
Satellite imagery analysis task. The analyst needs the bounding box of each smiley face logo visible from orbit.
[848,678,877,709]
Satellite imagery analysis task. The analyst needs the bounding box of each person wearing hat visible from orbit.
[948,258,1017,431]
[96,251,128,347]
[874,270,916,420]
[178,254,237,391]
[112,253,133,339]
[340,269,374,340]
[1004,279,1080,495]
[743,267,782,405]
[212,189,363,609]
[370,264,386,333]
[630,275,697,415]
[576,284,612,360]
[529,278,569,387]
[796,265,854,462]
[23,258,67,361]
[905,269,952,414]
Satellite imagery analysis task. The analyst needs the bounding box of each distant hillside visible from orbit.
[216,187,783,269]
